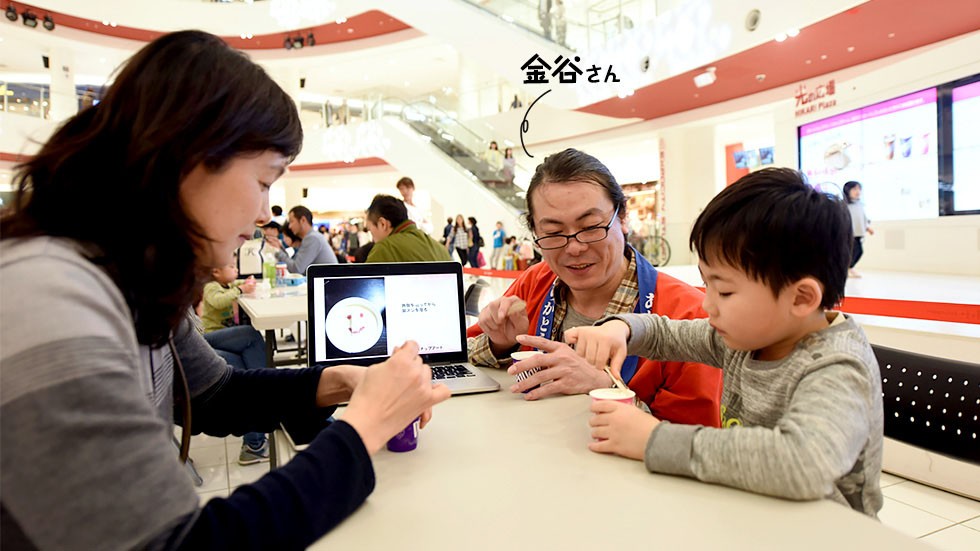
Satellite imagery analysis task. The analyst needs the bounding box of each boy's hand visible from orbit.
[564,320,631,379]
[588,400,660,460]
[264,236,282,250]
[239,276,256,295]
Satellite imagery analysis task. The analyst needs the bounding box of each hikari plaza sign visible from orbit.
[795,79,837,117]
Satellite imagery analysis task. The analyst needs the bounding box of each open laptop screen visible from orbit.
[307,263,465,366]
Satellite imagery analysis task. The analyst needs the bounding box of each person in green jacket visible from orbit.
[365,194,452,263]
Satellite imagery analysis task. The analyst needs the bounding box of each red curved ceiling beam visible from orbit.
[0,1,410,49]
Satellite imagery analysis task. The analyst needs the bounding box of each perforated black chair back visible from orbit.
[463,278,489,318]
[872,345,979,464]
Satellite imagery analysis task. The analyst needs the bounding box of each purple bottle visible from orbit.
[386,417,421,452]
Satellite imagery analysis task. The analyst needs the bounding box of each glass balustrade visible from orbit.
[459,0,659,52]
[399,99,527,211]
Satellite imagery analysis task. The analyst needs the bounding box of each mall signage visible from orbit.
[795,79,837,117]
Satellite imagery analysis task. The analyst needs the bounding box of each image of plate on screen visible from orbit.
[325,297,383,353]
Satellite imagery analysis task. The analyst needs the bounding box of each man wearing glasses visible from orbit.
[467,149,722,428]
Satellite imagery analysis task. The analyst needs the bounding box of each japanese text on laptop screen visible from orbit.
[310,273,461,364]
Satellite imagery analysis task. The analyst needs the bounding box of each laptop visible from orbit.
[284,262,501,449]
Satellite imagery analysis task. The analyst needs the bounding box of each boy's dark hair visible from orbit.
[262,221,281,232]
[271,205,283,216]
[690,168,851,309]
[289,205,313,225]
[283,224,301,244]
[396,176,414,190]
[0,31,302,346]
[366,194,408,227]
[842,181,862,204]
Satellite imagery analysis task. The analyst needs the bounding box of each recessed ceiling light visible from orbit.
[786,28,799,37]
[774,33,787,42]
[888,32,895,38]
[820,54,828,60]
[847,46,855,52]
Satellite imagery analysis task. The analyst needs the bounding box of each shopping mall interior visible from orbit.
[0,1,978,549]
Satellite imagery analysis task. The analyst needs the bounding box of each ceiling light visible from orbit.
[693,67,717,88]
[5,5,17,22]
[774,32,787,42]
[21,11,37,28]
[786,28,799,37]
[42,14,54,31]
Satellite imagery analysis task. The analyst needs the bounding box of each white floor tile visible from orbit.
[884,481,980,523]
[228,462,269,489]
[879,496,957,538]
[881,471,908,488]
[187,443,227,469]
[194,464,229,494]
[920,524,980,551]
[189,433,227,449]
[196,488,229,506]
[962,516,980,531]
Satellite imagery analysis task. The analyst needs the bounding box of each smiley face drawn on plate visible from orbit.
[325,297,383,353]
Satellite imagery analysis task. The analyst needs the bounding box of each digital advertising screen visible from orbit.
[951,80,980,213]
[799,88,939,221]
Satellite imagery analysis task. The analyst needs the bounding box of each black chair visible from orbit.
[872,344,979,464]
[463,278,490,321]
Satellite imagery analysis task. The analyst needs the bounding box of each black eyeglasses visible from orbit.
[533,206,620,250]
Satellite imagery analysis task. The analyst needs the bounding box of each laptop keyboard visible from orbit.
[431,364,476,380]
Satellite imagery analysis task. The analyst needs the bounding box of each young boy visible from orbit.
[201,263,256,332]
[201,263,271,465]
[554,168,883,517]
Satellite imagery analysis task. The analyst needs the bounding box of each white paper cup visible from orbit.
[588,387,636,405]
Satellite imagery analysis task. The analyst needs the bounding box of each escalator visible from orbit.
[399,101,527,212]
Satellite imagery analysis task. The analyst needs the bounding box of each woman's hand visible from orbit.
[478,296,529,357]
[341,341,451,454]
[315,364,366,406]
[509,334,612,400]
